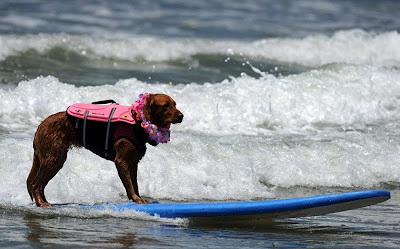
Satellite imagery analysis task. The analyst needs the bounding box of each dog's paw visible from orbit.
[40,202,51,207]
[134,197,149,204]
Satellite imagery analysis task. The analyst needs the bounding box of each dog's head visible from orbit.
[143,94,183,127]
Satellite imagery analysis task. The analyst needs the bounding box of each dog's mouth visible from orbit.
[173,113,184,124]
[158,113,183,127]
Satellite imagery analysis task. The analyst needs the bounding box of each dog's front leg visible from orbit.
[129,159,140,199]
[114,138,148,204]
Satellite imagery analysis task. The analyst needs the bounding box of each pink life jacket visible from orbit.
[67,100,136,124]
[67,100,142,160]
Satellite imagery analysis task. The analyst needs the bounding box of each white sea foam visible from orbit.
[247,30,400,67]
[0,63,400,209]
[2,63,399,135]
[0,29,399,67]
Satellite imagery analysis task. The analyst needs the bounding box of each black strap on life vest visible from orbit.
[82,110,89,148]
[104,107,117,157]
[81,101,117,158]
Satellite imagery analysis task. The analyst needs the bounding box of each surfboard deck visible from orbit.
[78,190,390,221]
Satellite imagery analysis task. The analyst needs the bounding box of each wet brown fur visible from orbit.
[27,94,183,207]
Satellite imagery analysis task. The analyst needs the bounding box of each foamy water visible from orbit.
[1,61,399,210]
[1,30,399,66]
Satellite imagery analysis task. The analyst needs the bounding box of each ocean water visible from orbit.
[1,0,400,248]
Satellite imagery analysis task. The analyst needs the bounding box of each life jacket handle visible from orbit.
[91,99,116,105]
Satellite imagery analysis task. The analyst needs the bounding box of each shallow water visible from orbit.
[1,0,400,248]
[1,190,399,248]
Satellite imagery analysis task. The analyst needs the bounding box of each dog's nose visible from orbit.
[176,113,184,123]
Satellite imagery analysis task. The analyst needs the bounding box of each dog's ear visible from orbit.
[142,94,153,122]
[143,94,162,124]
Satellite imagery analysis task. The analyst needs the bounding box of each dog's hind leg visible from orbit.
[30,150,68,207]
[27,152,40,201]
[27,112,79,207]
[27,155,51,207]
[39,150,68,204]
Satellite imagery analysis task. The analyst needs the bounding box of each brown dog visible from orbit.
[27,94,183,207]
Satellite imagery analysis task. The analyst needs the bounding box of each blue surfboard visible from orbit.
[79,190,390,221]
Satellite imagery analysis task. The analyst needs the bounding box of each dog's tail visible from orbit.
[27,152,40,201]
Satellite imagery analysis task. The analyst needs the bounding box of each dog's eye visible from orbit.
[162,103,169,108]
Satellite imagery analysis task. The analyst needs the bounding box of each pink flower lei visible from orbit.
[131,93,170,145]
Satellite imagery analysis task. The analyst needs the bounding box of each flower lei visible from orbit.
[131,93,170,145]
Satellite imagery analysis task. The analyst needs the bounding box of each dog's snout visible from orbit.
[175,112,184,123]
